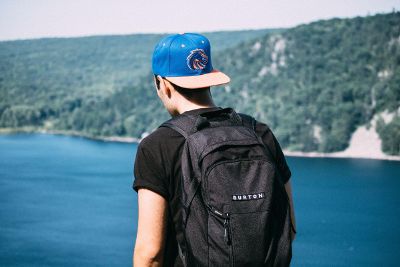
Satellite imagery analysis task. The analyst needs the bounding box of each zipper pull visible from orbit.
[207,205,232,245]
[223,213,231,245]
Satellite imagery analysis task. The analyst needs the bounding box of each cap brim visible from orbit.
[165,70,230,89]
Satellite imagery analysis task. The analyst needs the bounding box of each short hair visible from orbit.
[154,74,210,100]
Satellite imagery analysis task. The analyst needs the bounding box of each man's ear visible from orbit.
[160,78,173,99]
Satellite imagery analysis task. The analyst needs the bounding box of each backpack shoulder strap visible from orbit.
[238,113,278,163]
[238,113,256,131]
[159,114,198,139]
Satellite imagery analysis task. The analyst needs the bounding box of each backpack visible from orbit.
[160,107,293,267]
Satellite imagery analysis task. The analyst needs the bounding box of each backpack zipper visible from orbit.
[207,205,231,245]
[223,214,231,245]
[207,205,234,266]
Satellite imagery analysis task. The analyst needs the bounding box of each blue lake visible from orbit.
[0,133,399,266]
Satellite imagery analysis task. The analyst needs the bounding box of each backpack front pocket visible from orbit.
[207,205,233,266]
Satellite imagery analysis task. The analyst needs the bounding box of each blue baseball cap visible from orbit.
[152,33,230,89]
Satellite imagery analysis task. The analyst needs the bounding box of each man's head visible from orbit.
[151,33,230,116]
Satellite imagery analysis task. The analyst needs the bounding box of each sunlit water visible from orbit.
[0,134,399,266]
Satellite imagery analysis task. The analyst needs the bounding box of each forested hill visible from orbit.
[1,12,399,155]
[212,12,400,154]
[0,29,273,135]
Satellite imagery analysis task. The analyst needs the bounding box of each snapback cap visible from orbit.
[152,33,230,89]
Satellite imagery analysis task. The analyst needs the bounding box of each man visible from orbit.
[132,33,296,266]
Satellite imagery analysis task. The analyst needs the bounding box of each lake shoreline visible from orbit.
[0,127,141,143]
[282,150,400,161]
[1,128,399,161]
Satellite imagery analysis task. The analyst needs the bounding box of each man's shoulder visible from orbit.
[138,124,185,150]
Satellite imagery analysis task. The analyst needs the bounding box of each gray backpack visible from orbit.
[160,107,293,267]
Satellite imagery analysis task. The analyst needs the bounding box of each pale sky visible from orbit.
[0,0,399,41]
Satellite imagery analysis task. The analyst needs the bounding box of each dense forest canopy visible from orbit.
[0,13,399,155]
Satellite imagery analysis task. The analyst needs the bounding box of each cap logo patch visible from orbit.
[186,49,208,70]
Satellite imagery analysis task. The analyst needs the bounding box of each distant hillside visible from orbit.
[0,13,399,156]
[212,12,400,154]
[0,29,273,135]
[0,29,273,97]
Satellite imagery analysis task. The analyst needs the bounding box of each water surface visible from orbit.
[0,133,399,266]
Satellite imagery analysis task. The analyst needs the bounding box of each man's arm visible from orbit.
[284,180,296,241]
[133,188,168,267]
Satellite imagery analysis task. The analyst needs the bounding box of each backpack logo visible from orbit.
[232,192,265,201]
[187,49,208,70]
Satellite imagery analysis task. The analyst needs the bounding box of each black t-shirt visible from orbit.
[132,106,291,266]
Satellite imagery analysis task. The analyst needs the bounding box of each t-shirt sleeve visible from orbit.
[256,122,292,184]
[132,141,169,200]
